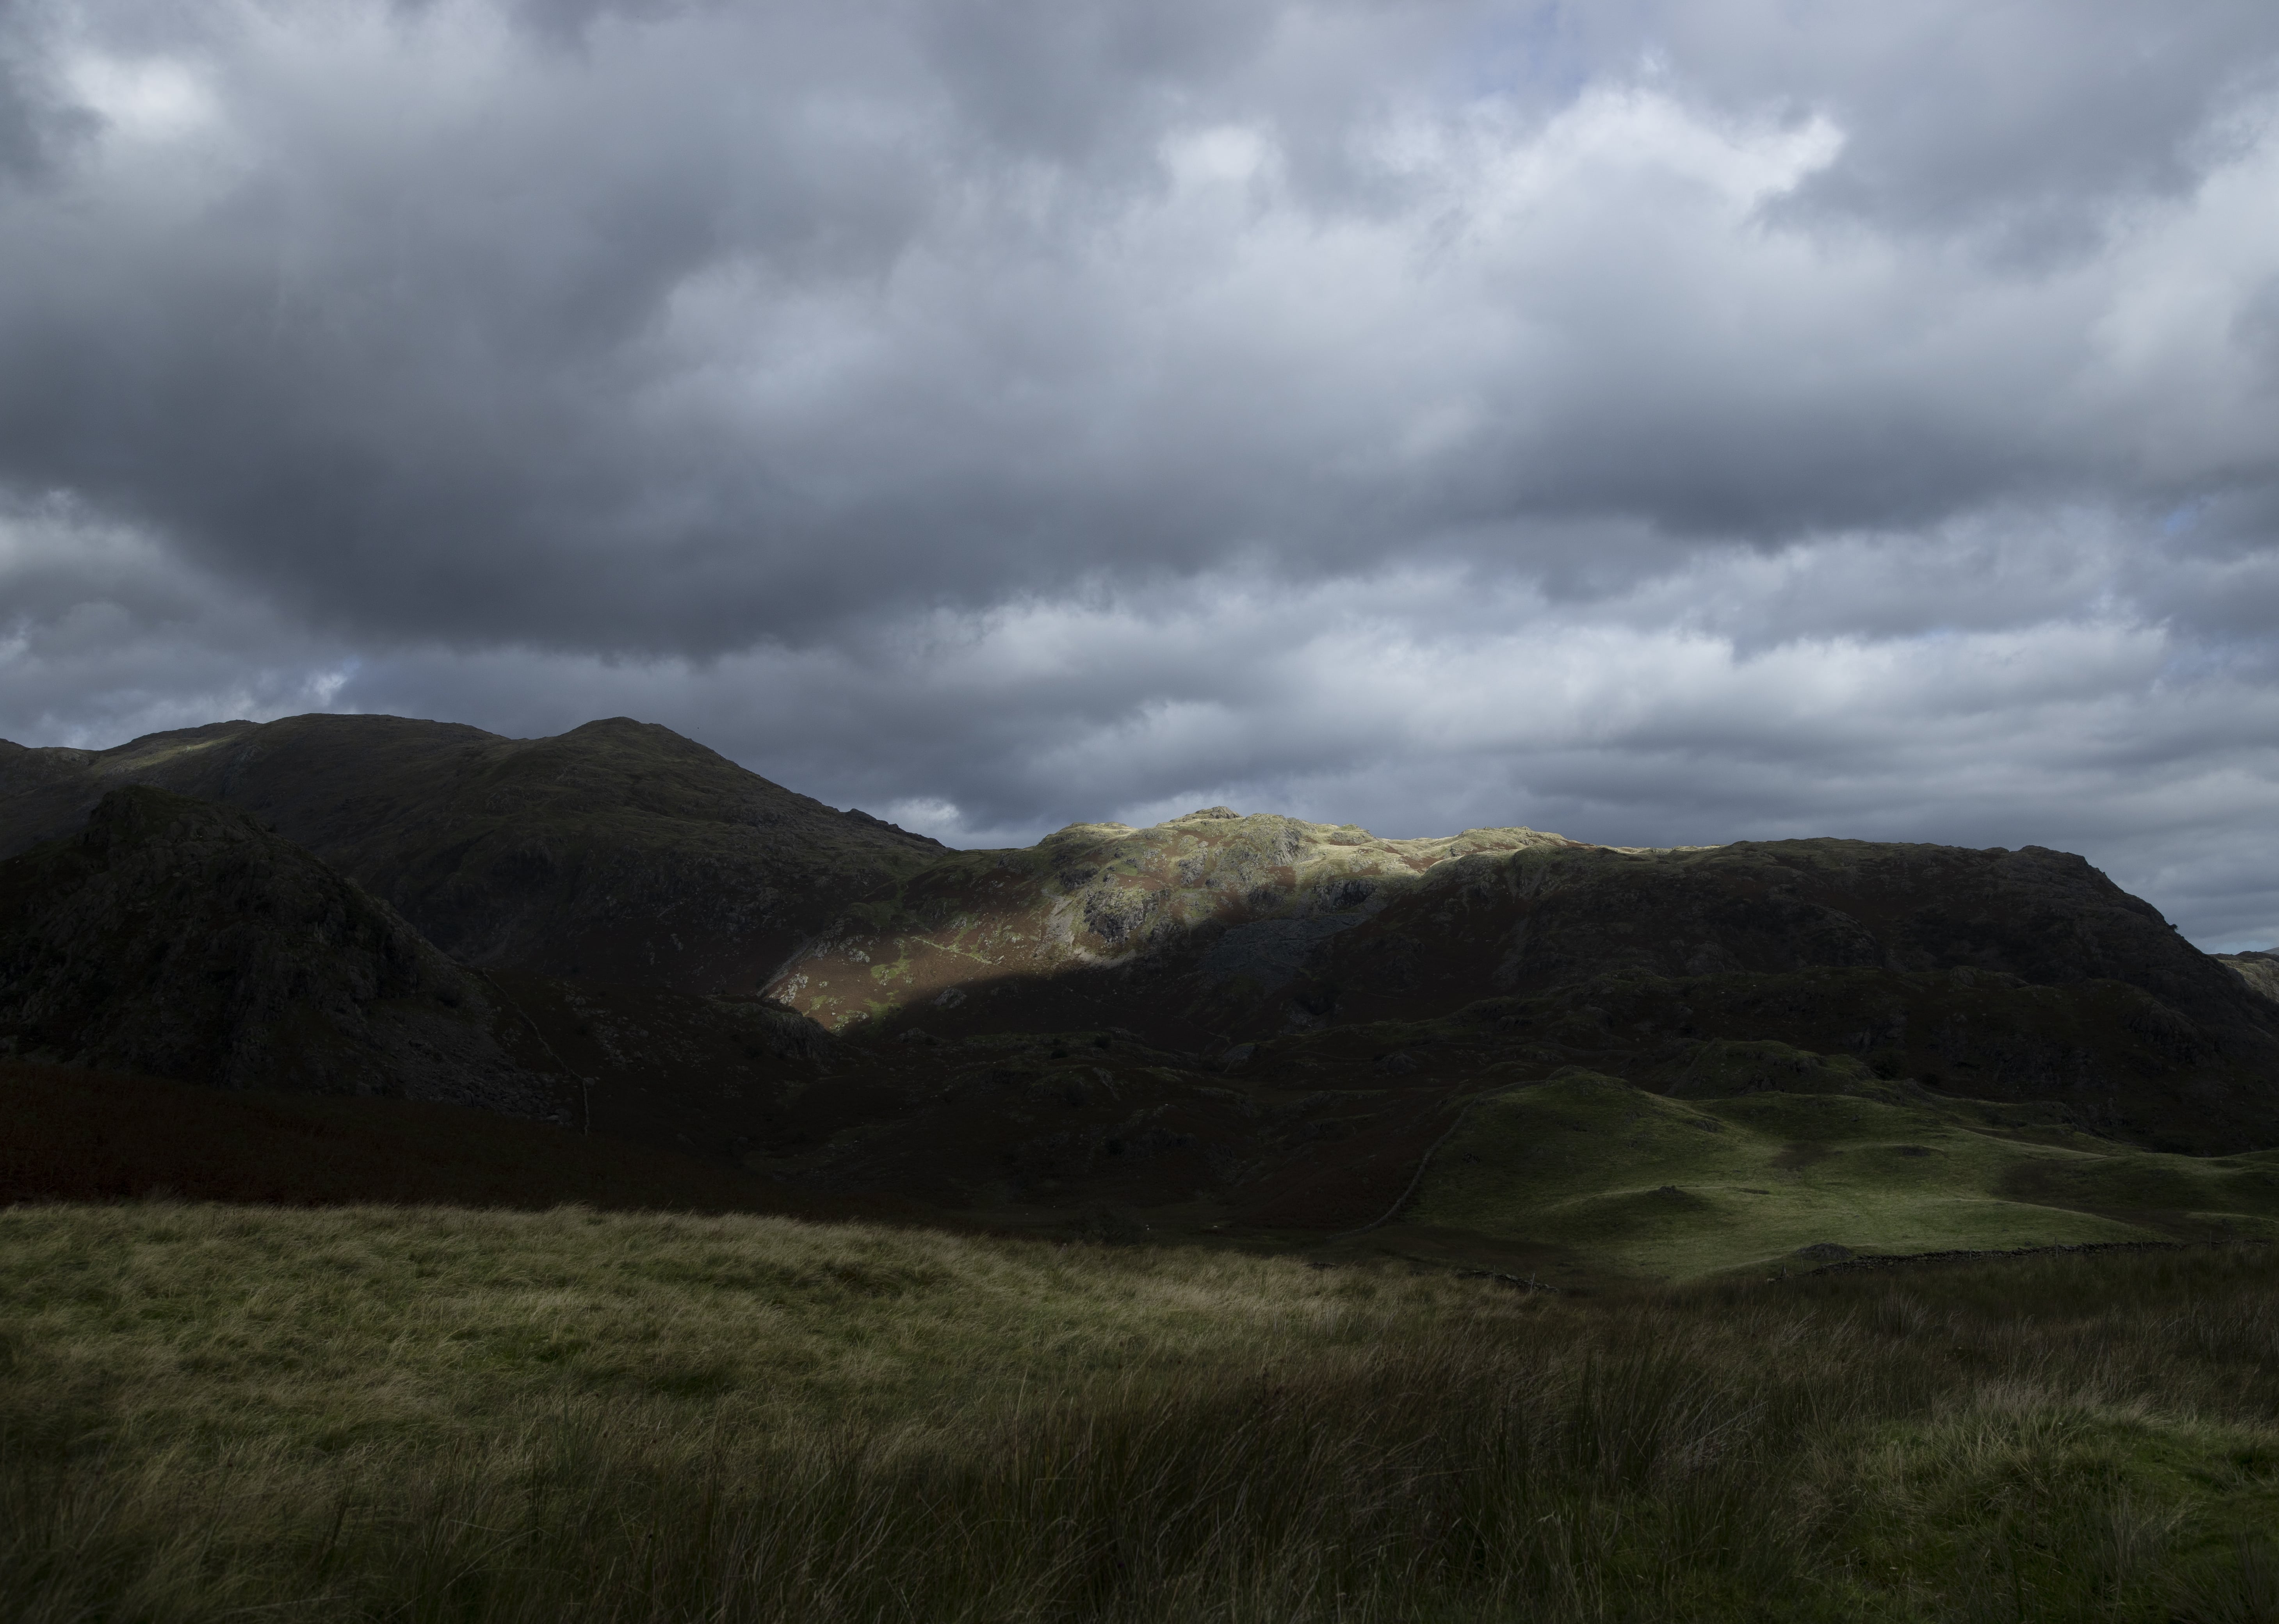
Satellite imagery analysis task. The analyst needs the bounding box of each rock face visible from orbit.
[768,819,2265,1049]
[763,810,1588,1036]
[0,787,562,1118]
[9,715,2279,1179]
[0,715,942,990]
[765,818,2279,1152]
[2219,951,2279,1005]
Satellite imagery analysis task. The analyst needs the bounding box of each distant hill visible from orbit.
[0,714,942,990]
[8,712,2279,1257]
[0,787,1473,1228]
[767,809,2279,1152]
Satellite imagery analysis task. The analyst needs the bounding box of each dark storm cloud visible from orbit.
[0,0,2268,650]
[0,10,97,181]
[1643,1,2279,246]
[5,0,2279,943]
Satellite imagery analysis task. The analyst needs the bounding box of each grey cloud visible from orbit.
[0,13,97,183]
[0,0,2268,657]
[0,64,48,179]
[5,0,2279,948]
[10,540,2279,944]
[912,0,1274,163]
[279,585,2279,949]
[1640,0,2279,252]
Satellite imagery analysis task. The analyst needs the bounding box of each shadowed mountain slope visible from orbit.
[11,716,2279,1252]
[0,715,942,989]
[0,1059,903,1219]
[766,815,2279,1152]
[0,788,561,1118]
[0,786,948,1216]
[0,792,1503,1235]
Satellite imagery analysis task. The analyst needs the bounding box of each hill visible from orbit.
[0,713,942,989]
[0,787,560,1116]
[767,809,2279,1152]
[0,783,1468,1233]
[1393,1066,2279,1281]
[8,713,2279,1266]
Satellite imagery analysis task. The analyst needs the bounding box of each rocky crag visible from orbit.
[0,783,1469,1226]
[8,713,2279,1243]
[767,810,2279,1152]
[2218,949,2279,1005]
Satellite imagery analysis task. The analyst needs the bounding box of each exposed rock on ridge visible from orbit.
[764,816,2279,1151]
[11,712,2279,1178]
[2219,951,2279,1005]
[764,810,1583,1033]
[768,818,2266,1055]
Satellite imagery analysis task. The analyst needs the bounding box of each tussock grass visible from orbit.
[4,1204,2278,1620]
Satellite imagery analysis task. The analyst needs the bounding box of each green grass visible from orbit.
[5,1203,2279,1620]
[1408,1071,2279,1278]
[0,1205,1411,1452]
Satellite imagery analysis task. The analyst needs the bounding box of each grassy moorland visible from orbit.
[1405,1071,2279,1280]
[3,1203,2279,1622]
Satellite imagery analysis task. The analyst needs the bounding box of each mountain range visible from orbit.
[7,711,2279,1276]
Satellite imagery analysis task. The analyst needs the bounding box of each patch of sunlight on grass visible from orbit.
[1412,1072,2279,1278]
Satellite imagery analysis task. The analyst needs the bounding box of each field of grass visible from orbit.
[1405,1071,2279,1279]
[4,1201,2279,1621]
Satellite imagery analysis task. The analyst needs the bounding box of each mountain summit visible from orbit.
[9,712,2279,1254]
[0,714,940,990]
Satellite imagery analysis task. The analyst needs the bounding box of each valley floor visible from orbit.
[4,1203,2278,1621]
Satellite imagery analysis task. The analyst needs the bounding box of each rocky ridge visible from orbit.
[0,714,942,990]
[764,807,1589,1036]
[766,815,2279,1152]
[2219,950,2279,1005]
[9,713,2279,1236]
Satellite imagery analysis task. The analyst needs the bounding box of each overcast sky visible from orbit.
[4,1,2279,945]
